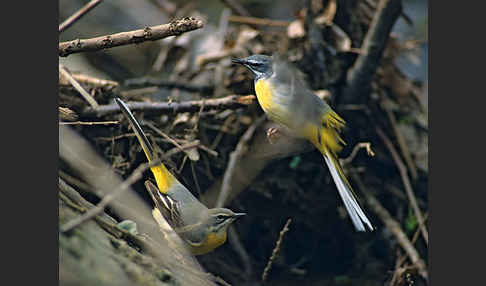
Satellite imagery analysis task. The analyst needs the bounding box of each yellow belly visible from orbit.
[254,78,274,113]
[254,78,291,128]
[189,231,227,256]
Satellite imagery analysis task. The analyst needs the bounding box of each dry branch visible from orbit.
[219,0,251,17]
[262,218,292,282]
[216,116,265,208]
[376,127,428,245]
[59,120,119,126]
[350,172,428,281]
[59,106,78,121]
[124,78,213,94]
[59,72,119,89]
[59,17,204,57]
[82,95,256,117]
[60,158,162,233]
[344,0,402,103]
[228,15,290,27]
[59,64,99,108]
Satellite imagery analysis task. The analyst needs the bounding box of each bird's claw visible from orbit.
[266,127,280,144]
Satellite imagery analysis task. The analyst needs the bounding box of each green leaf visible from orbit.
[405,208,418,233]
[289,156,301,169]
[334,275,351,285]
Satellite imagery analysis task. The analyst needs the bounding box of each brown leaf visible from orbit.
[287,20,306,39]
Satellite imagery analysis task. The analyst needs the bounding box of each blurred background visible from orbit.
[59,0,428,285]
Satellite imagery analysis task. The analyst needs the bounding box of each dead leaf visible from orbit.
[329,23,352,52]
[315,0,337,26]
[172,112,191,127]
[287,20,305,39]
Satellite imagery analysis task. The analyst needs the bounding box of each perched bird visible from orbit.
[232,55,373,231]
[115,98,246,255]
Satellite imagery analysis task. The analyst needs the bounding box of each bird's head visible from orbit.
[207,208,246,233]
[232,54,273,80]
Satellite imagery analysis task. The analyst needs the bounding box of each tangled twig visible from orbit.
[262,218,292,282]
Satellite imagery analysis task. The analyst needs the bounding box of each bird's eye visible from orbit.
[216,215,227,220]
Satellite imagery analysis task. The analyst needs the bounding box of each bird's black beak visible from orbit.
[232,213,246,220]
[231,58,247,65]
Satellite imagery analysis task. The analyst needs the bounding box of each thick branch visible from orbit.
[343,0,402,103]
[59,17,204,57]
[82,95,256,117]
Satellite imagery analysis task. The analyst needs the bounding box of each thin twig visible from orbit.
[376,127,428,245]
[82,95,256,117]
[60,158,161,233]
[59,17,204,57]
[262,218,292,282]
[59,64,99,108]
[350,172,428,281]
[344,0,402,103]
[59,106,78,121]
[144,121,186,151]
[198,144,219,157]
[228,226,253,278]
[59,120,119,125]
[384,104,418,180]
[216,116,265,208]
[190,161,202,197]
[228,15,290,27]
[124,78,214,94]
[59,0,104,33]
[341,142,375,166]
[59,72,119,89]
[164,140,201,158]
[219,0,251,17]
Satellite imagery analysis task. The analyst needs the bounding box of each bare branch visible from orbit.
[228,15,290,27]
[82,95,256,117]
[60,159,162,233]
[219,0,251,17]
[59,17,204,57]
[124,78,213,94]
[343,0,402,103]
[376,127,428,245]
[59,120,119,126]
[216,116,265,208]
[59,64,99,108]
[262,218,292,282]
[350,172,428,281]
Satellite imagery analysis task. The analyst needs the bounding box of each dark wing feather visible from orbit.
[144,180,184,229]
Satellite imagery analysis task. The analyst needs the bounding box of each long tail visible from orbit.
[115,98,175,193]
[309,110,373,232]
[323,149,373,231]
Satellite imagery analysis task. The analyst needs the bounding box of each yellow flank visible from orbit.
[254,78,274,112]
[190,231,227,255]
[303,111,346,156]
[150,164,175,194]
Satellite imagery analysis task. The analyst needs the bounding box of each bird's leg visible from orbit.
[266,127,281,144]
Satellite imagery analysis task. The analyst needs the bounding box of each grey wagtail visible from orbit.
[232,55,373,232]
[115,98,246,255]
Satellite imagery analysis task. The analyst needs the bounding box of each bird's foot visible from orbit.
[266,127,280,144]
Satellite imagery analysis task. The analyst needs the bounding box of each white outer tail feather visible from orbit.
[323,152,373,232]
